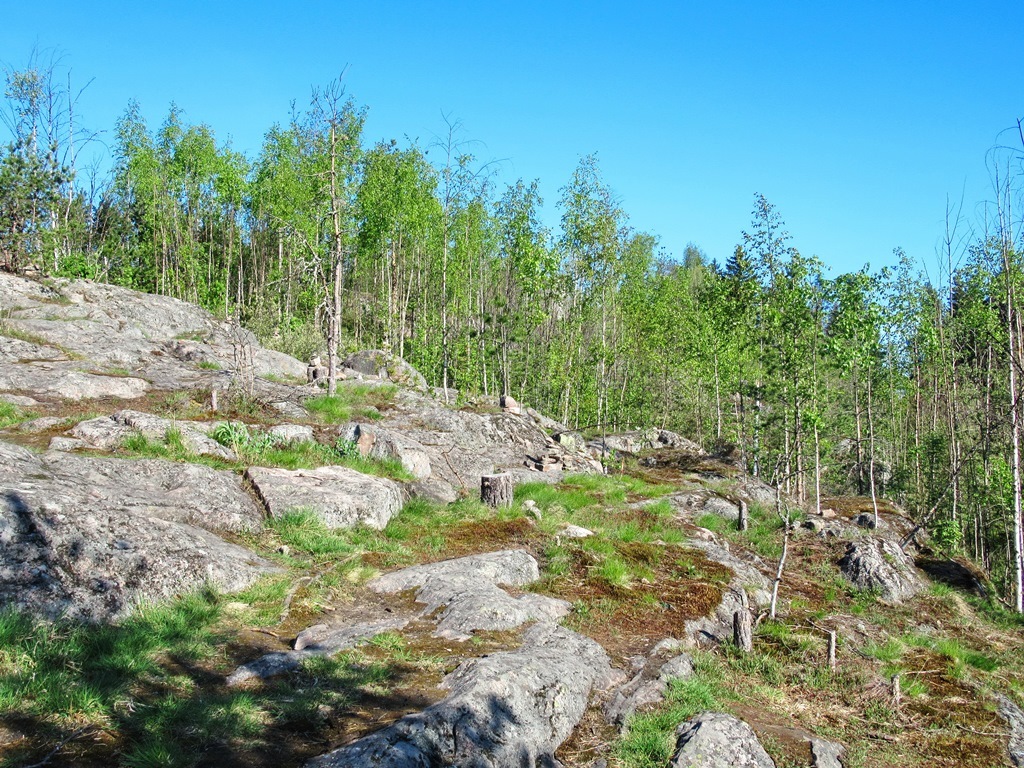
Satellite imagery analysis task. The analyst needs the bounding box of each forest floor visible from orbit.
[1,393,1023,768]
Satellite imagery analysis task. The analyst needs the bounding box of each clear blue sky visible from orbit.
[4,1,1022,278]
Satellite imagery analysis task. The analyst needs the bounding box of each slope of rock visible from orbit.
[0,440,275,621]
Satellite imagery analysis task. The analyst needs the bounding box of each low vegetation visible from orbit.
[0,401,30,430]
[305,383,398,424]
[115,422,412,481]
[2,456,1023,768]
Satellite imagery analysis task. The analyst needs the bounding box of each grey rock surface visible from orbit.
[246,465,404,530]
[810,736,846,768]
[681,539,771,645]
[268,423,315,443]
[592,428,704,456]
[0,441,275,621]
[838,538,924,604]
[0,364,150,401]
[369,550,571,640]
[306,622,614,768]
[659,490,741,521]
[671,712,776,768]
[361,387,602,500]
[338,422,432,480]
[0,273,307,399]
[998,694,1024,767]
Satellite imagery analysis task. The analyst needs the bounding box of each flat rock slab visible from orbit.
[306,622,615,768]
[246,465,403,530]
[0,363,150,401]
[671,712,776,768]
[226,617,411,686]
[0,440,274,622]
[839,537,924,604]
[369,550,572,640]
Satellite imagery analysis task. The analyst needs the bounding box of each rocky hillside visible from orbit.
[1,273,1022,768]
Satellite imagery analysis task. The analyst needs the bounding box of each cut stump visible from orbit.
[481,473,514,508]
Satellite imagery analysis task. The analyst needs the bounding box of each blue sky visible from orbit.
[3,1,1022,278]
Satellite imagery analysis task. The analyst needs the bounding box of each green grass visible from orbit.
[117,422,412,481]
[0,400,32,429]
[197,360,221,370]
[862,638,904,663]
[615,653,729,768]
[903,633,998,674]
[306,383,398,424]
[0,586,419,767]
[0,320,52,347]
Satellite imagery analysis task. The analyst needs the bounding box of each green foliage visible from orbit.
[0,400,30,429]
[614,653,727,768]
[305,384,396,423]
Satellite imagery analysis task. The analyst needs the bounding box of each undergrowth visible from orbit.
[117,422,412,481]
[0,588,424,768]
[305,383,397,423]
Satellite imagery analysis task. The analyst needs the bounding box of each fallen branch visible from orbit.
[23,726,94,768]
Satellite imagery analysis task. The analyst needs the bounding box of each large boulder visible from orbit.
[342,349,428,390]
[0,441,275,622]
[838,538,924,604]
[245,465,404,530]
[337,422,432,480]
[306,622,615,768]
[369,550,572,640]
[671,712,776,768]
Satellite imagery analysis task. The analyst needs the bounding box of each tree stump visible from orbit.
[738,499,749,532]
[733,609,753,653]
[481,473,514,508]
[827,630,837,671]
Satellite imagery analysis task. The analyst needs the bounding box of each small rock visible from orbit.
[0,394,39,406]
[853,513,880,529]
[810,737,846,768]
[294,623,331,651]
[11,416,65,433]
[560,523,594,539]
[671,712,775,768]
[270,400,309,420]
[500,394,521,414]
